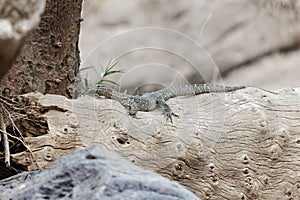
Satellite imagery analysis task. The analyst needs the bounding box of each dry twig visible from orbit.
[0,95,42,171]
[0,107,10,168]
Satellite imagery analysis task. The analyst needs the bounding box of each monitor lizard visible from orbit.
[95,84,245,123]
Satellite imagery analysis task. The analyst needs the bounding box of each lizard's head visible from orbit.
[95,84,114,98]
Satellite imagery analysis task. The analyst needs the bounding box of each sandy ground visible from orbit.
[79,0,300,91]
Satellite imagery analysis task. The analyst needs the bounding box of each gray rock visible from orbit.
[0,145,200,200]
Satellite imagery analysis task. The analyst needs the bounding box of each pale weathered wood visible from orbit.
[11,87,300,199]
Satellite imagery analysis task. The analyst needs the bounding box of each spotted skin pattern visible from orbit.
[95,84,245,123]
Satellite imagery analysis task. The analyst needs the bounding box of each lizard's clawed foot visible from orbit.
[165,111,179,123]
[130,114,141,120]
[128,112,141,120]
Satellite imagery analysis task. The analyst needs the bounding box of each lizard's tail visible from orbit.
[193,84,246,94]
[151,84,245,100]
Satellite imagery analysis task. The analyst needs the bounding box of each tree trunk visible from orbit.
[0,0,82,98]
[0,0,45,81]
[8,87,300,200]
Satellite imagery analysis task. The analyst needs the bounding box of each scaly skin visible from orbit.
[95,84,245,123]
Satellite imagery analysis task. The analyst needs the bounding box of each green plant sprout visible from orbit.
[80,59,122,96]
[80,66,93,95]
[97,59,122,85]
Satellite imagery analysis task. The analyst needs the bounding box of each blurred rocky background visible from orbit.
[79,0,300,92]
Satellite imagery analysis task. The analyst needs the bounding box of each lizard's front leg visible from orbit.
[157,98,179,123]
[127,104,139,118]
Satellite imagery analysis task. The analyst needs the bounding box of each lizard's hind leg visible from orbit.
[127,104,138,117]
[157,99,179,123]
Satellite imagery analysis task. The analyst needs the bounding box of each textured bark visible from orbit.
[0,0,82,98]
[7,87,300,199]
[0,0,45,80]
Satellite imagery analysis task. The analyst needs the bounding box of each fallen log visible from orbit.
[5,87,300,199]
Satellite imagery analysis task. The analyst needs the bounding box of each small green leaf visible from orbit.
[80,66,94,71]
[97,79,118,85]
[81,58,122,96]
